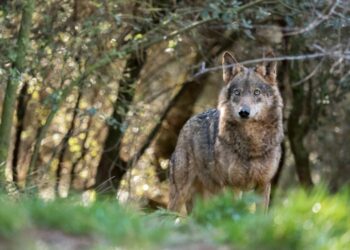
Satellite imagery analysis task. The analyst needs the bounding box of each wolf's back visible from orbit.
[172,108,220,169]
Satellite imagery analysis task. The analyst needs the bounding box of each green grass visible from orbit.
[0,194,176,248]
[192,187,350,250]
[0,187,349,249]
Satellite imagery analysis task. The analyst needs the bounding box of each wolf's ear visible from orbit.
[255,51,277,84]
[222,51,242,84]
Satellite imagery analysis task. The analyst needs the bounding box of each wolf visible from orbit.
[168,51,284,214]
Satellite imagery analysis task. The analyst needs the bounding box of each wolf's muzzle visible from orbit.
[239,105,250,119]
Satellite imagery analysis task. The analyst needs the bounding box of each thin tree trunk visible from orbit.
[69,112,94,191]
[151,79,206,182]
[0,0,35,189]
[55,90,83,195]
[11,81,30,188]
[272,32,288,191]
[287,76,314,188]
[94,50,147,193]
[131,80,202,166]
[68,89,98,192]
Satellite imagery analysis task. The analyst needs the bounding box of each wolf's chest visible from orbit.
[214,147,277,190]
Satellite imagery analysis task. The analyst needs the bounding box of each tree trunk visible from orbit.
[272,34,288,191]
[151,79,206,182]
[287,79,314,188]
[153,88,201,181]
[55,90,83,195]
[0,0,35,189]
[11,81,30,188]
[94,50,147,193]
[69,111,94,191]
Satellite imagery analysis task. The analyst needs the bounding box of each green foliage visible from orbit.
[192,190,260,225]
[0,196,29,237]
[0,187,349,249]
[0,195,173,248]
[192,187,350,250]
[201,0,241,20]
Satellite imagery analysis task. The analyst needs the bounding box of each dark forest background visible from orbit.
[0,0,349,207]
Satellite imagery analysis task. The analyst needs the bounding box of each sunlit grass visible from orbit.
[0,186,349,249]
[192,187,350,250]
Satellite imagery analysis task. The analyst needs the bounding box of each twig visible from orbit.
[292,59,324,87]
[192,50,350,79]
[284,0,339,36]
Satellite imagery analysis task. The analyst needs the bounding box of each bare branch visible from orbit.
[192,49,350,79]
[284,0,340,36]
[292,59,324,87]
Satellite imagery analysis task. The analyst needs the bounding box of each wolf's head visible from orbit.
[218,51,282,123]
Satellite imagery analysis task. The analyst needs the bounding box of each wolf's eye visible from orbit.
[254,89,261,96]
[234,89,241,96]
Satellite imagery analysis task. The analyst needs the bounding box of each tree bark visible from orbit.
[55,90,83,195]
[287,77,314,188]
[11,81,30,188]
[69,111,94,191]
[151,79,206,182]
[94,50,147,193]
[272,33,288,192]
[0,0,35,189]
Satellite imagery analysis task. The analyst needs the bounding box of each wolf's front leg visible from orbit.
[257,183,271,213]
[233,187,243,200]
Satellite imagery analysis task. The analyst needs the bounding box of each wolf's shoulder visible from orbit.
[180,108,220,135]
[187,108,219,125]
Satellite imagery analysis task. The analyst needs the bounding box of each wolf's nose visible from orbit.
[239,106,250,118]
